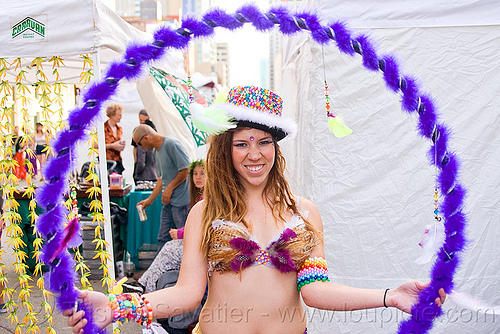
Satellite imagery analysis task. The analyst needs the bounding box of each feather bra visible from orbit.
[207,213,317,275]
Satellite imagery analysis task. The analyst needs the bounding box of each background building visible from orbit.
[269,29,281,92]
[140,0,162,21]
[113,0,275,89]
[157,0,182,18]
[215,42,229,86]
[115,0,140,17]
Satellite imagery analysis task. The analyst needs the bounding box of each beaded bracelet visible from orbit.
[297,257,330,291]
[109,293,152,329]
[141,295,153,327]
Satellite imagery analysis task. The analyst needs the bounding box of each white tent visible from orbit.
[1,0,181,279]
[2,0,165,81]
[281,0,500,333]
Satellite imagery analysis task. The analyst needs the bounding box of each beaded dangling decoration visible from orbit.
[416,126,445,265]
[433,187,440,221]
[323,47,352,138]
[324,79,331,114]
[185,49,194,104]
[433,128,441,223]
[187,74,194,104]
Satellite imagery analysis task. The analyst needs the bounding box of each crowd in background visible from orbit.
[9,123,49,182]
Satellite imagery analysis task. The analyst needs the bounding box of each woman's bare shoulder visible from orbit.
[295,196,323,230]
[191,200,204,215]
[295,196,318,213]
[185,200,205,228]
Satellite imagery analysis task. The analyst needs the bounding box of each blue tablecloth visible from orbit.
[126,190,162,268]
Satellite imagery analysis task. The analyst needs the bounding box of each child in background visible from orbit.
[138,159,206,292]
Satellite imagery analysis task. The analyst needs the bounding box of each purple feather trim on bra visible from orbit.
[228,228,297,273]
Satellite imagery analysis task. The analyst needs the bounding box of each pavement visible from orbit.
[1,232,148,334]
[0,178,148,334]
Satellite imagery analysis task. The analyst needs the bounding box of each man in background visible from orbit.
[131,110,158,185]
[132,125,190,252]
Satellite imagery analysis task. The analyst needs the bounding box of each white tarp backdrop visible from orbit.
[281,0,499,333]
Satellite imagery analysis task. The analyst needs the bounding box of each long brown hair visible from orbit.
[189,159,205,208]
[201,127,318,254]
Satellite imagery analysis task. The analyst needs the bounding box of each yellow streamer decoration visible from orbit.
[30,57,45,70]
[48,56,65,69]
[0,52,112,332]
[12,58,22,71]
[79,69,93,84]
[81,54,93,70]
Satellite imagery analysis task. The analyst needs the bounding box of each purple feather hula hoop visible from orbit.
[35,3,466,333]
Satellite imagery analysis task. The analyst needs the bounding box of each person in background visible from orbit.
[138,159,206,293]
[13,126,26,180]
[104,104,125,174]
[23,126,38,177]
[139,109,156,131]
[169,159,205,240]
[132,125,190,251]
[132,109,158,185]
[65,86,446,334]
[34,122,47,181]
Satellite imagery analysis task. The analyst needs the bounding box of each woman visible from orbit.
[169,159,205,240]
[189,159,205,208]
[34,122,47,180]
[104,104,125,174]
[13,126,26,180]
[138,159,206,293]
[65,86,445,334]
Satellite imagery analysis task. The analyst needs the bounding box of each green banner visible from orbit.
[149,67,209,147]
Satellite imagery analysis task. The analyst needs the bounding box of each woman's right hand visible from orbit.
[63,290,112,333]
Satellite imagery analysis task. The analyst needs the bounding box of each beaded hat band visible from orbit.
[227,86,282,116]
[191,85,297,141]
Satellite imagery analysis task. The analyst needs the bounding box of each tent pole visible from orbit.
[93,51,116,281]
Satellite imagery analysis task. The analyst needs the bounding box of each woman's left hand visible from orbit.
[387,281,446,313]
[115,140,125,152]
[169,229,179,240]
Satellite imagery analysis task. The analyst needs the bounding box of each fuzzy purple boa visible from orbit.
[35,3,466,333]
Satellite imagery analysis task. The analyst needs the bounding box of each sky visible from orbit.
[101,0,273,87]
[211,0,271,87]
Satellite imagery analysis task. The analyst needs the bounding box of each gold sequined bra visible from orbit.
[207,213,316,274]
